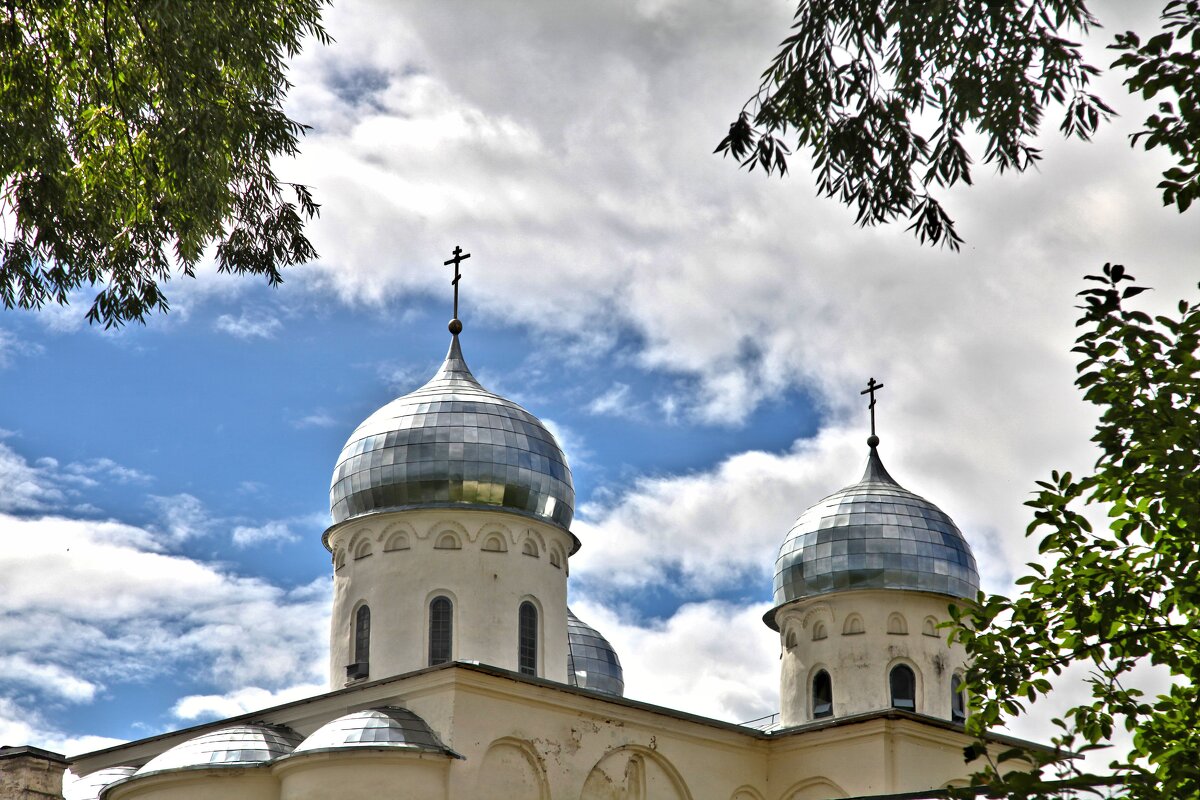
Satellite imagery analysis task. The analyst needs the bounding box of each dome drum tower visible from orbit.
[324,331,577,688]
[767,435,980,728]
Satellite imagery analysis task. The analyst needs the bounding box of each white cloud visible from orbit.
[290,410,340,429]
[570,598,778,724]
[0,511,330,749]
[586,382,636,417]
[0,698,124,757]
[0,327,44,367]
[0,656,99,702]
[0,442,65,511]
[214,310,283,340]
[232,520,299,548]
[172,682,327,722]
[63,458,152,486]
[147,493,212,545]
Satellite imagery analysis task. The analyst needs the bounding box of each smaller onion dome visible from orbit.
[135,724,302,775]
[567,608,625,697]
[62,767,137,800]
[293,707,455,756]
[767,441,980,628]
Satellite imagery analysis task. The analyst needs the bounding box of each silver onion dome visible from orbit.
[135,724,302,774]
[567,608,625,696]
[293,707,455,755]
[330,335,575,531]
[62,767,137,800]
[768,443,979,628]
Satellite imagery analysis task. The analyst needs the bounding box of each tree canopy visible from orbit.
[718,1,1200,249]
[0,0,329,327]
[951,266,1200,799]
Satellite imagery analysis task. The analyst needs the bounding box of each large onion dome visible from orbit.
[567,608,625,696]
[62,767,137,800]
[293,707,456,756]
[135,724,302,775]
[767,441,979,628]
[330,334,575,530]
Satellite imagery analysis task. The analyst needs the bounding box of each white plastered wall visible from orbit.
[326,508,572,687]
[775,589,971,726]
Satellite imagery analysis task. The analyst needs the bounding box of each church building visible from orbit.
[19,252,1038,800]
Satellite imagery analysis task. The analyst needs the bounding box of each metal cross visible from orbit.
[860,377,884,437]
[444,245,471,320]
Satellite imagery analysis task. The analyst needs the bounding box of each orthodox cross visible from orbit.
[860,377,884,438]
[444,246,471,331]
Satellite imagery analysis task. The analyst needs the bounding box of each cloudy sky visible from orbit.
[0,0,1195,757]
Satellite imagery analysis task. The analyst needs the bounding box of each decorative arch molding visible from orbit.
[730,787,767,800]
[352,538,373,560]
[548,542,565,569]
[522,527,547,552]
[800,602,833,630]
[842,613,865,636]
[774,606,806,638]
[581,744,693,800]
[482,532,509,553]
[333,547,346,570]
[887,612,909,635]
[423,518,471,544]
[345,526,374,553]
[383,531,411,552]
[476,737,550,800]
[380,521,417,551]
[923,615,941,637]
[476,520,515,546]
[434,531,463,550]
[777,777,848,800]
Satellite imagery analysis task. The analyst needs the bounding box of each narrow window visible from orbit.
[890,664,916,710]
[518,601,538,676]
[951,674,967,722]
[429,596,453,665]
[355,605,371,664]
[812,670,833,719]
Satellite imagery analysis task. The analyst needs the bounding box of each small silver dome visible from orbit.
[62,767,137,800]
[567,608,625,696]
[294,707,453,755]
[135,724,302,774]
[330,335,575,530]
[768,444,979,627]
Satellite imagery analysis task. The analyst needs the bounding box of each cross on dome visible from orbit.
[860,376,884,445]
[444,245,471,334]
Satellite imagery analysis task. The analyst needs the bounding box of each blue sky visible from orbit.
[0,0,1196,757]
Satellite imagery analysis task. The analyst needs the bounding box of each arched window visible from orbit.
[812,670,833,719]
[429,596,453,666]
[518,601,538,676]
[951,674,967,722]
[890,664,916,710]
[354,605,370,664]
[346,605,370,680]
